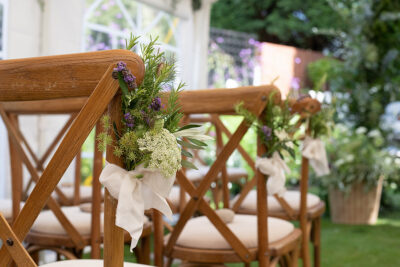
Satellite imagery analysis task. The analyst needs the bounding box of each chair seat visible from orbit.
[31,206,103,236]
[53,186,102,203]
[41,259,149,267]
[186,166,248,183]
[31,206,150,236]
[234,190,321,214]
[0,199,24,220]
[168,215,294,250]
[0,199,13,219]
[168,186,189,208]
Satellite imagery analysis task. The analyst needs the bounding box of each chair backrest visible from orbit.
[0,49,145,267]
[153,85,279,266]
[2,97,107,258]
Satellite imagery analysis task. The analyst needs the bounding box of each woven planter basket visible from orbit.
[329,177,383,225]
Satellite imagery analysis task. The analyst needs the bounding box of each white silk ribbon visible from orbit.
[255,152,290,196]
[302,137,330,176]
[99,163,175,251]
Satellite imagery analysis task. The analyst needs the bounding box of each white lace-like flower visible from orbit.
[137,129,181,178]
[275,130,289,141]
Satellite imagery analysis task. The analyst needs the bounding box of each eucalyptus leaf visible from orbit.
[178,124,202,131]
[177,139,204,150]
[181,159,198,170]
[181,149,193,158]
[187,138,207,147]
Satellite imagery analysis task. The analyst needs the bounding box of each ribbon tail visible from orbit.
[142,185,173,220]
[267,171,286,197]
[115,175,145,252]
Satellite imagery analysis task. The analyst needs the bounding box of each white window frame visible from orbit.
[82,0,182,57]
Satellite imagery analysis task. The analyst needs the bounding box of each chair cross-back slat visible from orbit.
[175,171,252,263]
[0,65,121,265]
[0,213,36,267]
[164,91,270,263]
[4,112,71,205]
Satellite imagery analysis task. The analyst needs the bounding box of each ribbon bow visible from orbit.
[255,152,290,196]
[302,137,330,176]
[99,163,175,251]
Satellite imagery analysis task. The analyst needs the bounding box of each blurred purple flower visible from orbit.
[116,13,123,19]
[216,37,224,43]
[124,112,135,128]
[294,57,302,64]
[291,77,301,90]
[262,126,272,140]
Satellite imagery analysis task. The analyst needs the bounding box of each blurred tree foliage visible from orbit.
[308,0,400,132]
[210,0,345,50]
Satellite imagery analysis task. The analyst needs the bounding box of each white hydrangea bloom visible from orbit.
[137,129,181,178]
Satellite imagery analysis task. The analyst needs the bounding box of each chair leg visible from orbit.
[141,236,151,264]
[300,220,312,267]
[31,251,39,264]
[312,217,321,267]
[166,257,174,267]
[291,243,300,267]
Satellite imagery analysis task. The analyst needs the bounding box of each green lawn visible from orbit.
[84,212,400,266]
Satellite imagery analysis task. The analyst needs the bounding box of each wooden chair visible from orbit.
[2,100,152,262]
[153,86,302,267]
[231,99,325,267]
[0,49,151,266]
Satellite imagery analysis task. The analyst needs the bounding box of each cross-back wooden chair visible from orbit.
[2,98,152,262]
[0,49,151,267]
[231,98,325,267]
[153,85,302,267]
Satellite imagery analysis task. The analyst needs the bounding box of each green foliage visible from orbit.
[310,0,400,131]
[211,0,345,50]
[309,107,335,139]
[322,124,398,192]
[235,95,300,159]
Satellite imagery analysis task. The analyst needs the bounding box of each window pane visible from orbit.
[85,30,112,51]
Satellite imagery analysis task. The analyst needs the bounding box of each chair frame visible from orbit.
[232,100,325,267]
[0,49,145,267]
[153,86,301,267]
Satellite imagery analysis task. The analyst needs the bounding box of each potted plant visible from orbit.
[324,125,394,224]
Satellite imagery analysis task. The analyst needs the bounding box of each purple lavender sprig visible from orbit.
[124,112,135,128]
[149,97,162,111]
[261,125,272,141]
[112,61,137,90]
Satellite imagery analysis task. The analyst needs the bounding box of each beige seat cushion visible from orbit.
[53,186,100,202]
[186,166,248,183]
[168,186,189,207]
[235,190,321,213]
[171,215,294,249]
[0,199,24,219]
[0,199,13,219]
[31,207,150,236]
[41,259,149,267]
[31,206,104,236]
